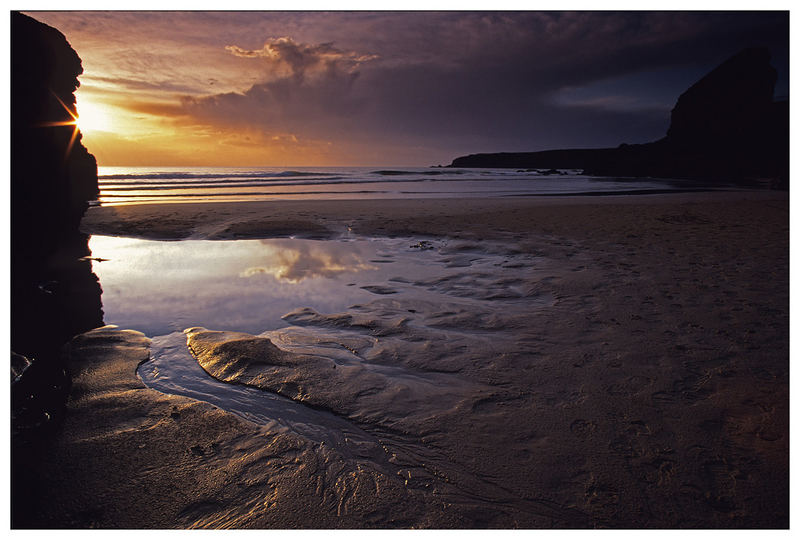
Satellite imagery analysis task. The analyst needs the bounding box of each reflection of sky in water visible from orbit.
[239,241,378,282]
[90,236,458,337]
[89,236,394,336]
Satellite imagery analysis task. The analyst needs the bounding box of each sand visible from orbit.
[31,192,788,528]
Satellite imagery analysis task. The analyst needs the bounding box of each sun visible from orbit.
[75,99,113,134]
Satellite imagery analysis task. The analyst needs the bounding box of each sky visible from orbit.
[26,10,790,167]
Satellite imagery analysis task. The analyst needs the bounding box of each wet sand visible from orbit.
[36,192,788,528]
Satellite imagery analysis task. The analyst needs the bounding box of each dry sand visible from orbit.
[33,192,788,528]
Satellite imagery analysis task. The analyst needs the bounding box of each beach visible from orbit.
[32,191,788,528]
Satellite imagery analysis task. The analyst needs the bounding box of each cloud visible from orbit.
[179,37,378,142]
[81,74,209,95]
[30,11,790,165]
[548,65,713,114]
[180,69,361,135]
[225,37,378,82]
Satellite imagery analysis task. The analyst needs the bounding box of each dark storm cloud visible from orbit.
[176,11,788,160]
[181,43,367,135]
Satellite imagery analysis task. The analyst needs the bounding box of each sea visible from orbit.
[95,166,723,205]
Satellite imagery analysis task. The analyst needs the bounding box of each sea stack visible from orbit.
[449,47,788,185]
[660,47,788,182]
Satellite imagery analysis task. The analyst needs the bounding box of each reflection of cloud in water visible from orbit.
[89,235,388,335]
[240,240,377,283]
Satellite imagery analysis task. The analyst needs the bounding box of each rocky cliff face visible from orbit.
[11,12,99,255]
[667,48,777,148]
[11,11,103,353]
[658,47,788,183]
[11,12,104,526]
[450,48,788,186]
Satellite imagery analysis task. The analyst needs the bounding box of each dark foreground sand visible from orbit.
[34,192,788,528]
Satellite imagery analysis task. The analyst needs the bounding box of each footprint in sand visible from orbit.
[570,419,597,438]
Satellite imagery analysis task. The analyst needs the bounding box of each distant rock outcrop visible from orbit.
[449,48,788,186]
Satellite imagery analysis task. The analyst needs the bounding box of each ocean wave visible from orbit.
[99,177,356,190]
[93,167,696,206]
[97,175,494,189]
[99,170,341,180]
[99,189,389,198]
[371,169,466,176]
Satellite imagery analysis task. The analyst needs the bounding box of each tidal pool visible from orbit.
[88,234,550,337]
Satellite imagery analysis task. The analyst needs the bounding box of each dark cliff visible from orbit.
[11,11,99,255]
[11,9,103,366]
[11,12,104,527]
[449,48,788,186]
